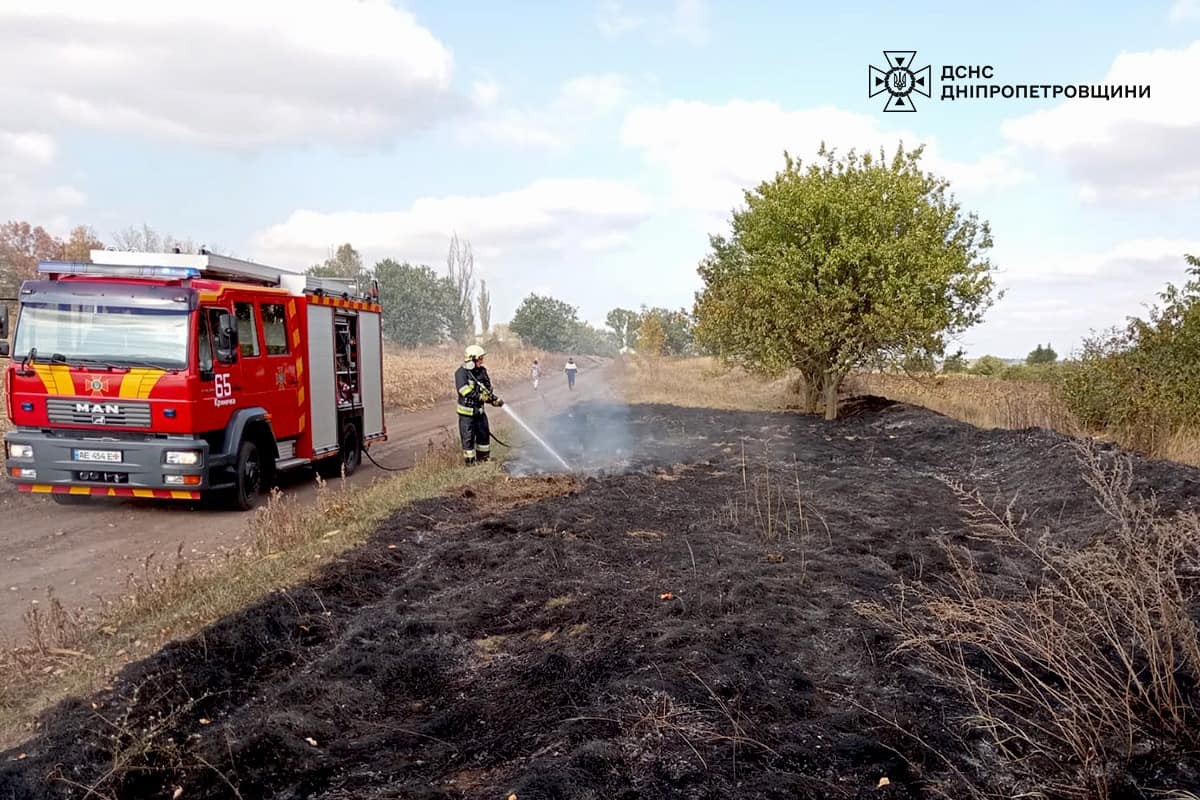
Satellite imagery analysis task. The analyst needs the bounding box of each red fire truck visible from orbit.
[0,250,386,509]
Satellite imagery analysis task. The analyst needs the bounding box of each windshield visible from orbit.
[13,302,190,370]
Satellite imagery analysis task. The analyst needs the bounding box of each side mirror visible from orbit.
[0,341,9,358]
[0,303,9,339]
[216,313,239,364]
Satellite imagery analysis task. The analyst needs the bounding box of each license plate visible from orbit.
[74,449,122,463]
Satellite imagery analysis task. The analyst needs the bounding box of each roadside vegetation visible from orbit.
[693,144,997,420]
[381,343,551,410]
[0,437,503,748]
[850,254,1200,466]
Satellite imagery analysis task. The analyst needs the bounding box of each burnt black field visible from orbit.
[5,400,1200,799]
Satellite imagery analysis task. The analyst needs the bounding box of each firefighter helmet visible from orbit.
[464,344,487,361]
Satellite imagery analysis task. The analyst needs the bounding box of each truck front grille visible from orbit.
[47,398,153,428]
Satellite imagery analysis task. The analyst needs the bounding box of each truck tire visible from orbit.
[52,493,90,506]
[233,439,265,511]
[318,423,360,479]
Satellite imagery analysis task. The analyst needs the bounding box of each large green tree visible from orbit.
[445,234,476,343]
[308,243,365,280]
[941,349,968,373]
[510,294,579,351]
[477,279,492,337]
[640,306,695,355]
[373,259,456,346]
[572,321,620,357]
[605,307,640,350]
[1026,342,1058,365]
[695,144,998,419]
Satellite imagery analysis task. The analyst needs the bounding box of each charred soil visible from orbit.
[4,401,1200,799]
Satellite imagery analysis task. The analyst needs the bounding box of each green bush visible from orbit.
[1060,256,1200,452]
[969,354,1007,376]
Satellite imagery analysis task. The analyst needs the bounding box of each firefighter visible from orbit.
[455,344,504,465]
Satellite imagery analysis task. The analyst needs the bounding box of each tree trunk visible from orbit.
[797,371,821,414]
[822,372,843,420]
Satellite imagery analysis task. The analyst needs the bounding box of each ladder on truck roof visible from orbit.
[86,249,296,286]
[37,250,379,302]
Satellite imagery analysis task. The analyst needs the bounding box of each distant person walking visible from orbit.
[531,359,541,390]
[565,356,578,391]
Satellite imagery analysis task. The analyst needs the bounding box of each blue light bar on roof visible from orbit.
[38,261,201,279]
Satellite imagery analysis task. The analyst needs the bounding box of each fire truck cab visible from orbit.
[0,250,386,509]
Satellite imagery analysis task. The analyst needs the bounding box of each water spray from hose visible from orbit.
[502,404,573,472]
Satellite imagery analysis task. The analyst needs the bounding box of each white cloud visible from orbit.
[1169,0,1200,20]
[1001,41,1200,203]
[0,130,85,228]
[596,0,710,45]
[558,74,632,115]
[471,79,502,110]
[249,179,653,270]
[0,0,458,149]
[621,99,1029,217]
[967,238,1200,357]
[250,179,655,325]
[456,74,633,151]
[597,0,644,34]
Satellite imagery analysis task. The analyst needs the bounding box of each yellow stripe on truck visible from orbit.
[119,368,166,399]
[32,364,74,395]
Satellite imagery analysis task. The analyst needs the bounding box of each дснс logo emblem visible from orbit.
[869,51,931,112]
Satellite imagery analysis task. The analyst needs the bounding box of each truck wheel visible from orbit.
[318,423,360,479]
[233,440,265,511]
[52,493,90,506]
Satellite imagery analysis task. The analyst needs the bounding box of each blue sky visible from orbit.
[3,0,1199,357]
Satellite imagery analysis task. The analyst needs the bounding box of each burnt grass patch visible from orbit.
[5,401,1200,799]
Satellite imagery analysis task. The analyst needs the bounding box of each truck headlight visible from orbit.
[6,443,33,459]
[165,450,201,466]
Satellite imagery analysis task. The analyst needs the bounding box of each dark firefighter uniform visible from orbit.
[455,355,502,464]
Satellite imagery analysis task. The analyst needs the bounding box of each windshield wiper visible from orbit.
[16,347,37,376]
[66,357,131,372]
[111,358,183,372]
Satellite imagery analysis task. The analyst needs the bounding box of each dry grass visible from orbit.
[616,355,793,411]
[847,371,1079,433]
[0,435,505,748]
[382,343,551,410]
[857,442,1200,798]
[849,372,1200,467]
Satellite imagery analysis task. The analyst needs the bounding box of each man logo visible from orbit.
[869,51,931,112]
[76,402,120,415]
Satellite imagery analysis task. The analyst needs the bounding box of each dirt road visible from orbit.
[0,356,611,641]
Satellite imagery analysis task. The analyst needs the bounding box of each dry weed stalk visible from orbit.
[21,590,85,656]
[713,443,826,575]
[857,442,1200,798]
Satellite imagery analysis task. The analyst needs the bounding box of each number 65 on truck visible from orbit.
[0,250,386,510]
